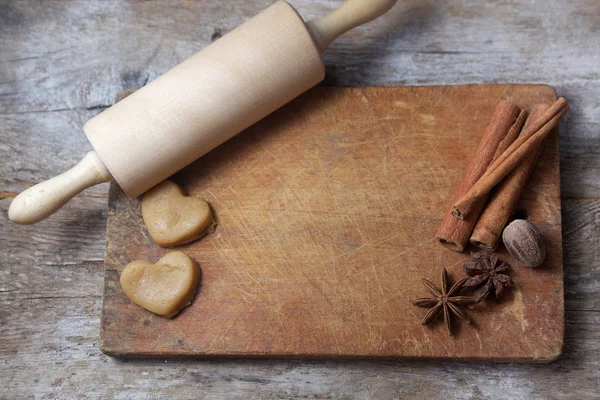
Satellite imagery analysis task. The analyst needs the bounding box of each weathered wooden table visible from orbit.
[1,1,598,398]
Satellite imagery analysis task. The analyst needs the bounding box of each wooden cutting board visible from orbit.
[100,85,564,361]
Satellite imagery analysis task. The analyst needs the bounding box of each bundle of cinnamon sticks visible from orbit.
[436,97,568,252]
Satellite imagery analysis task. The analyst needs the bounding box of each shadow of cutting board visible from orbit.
[100,85,563,361]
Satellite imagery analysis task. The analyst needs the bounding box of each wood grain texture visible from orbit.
[1,0,599,398]
[101,85,563,360]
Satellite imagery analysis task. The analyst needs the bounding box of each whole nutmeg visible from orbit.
[502,219,545,268]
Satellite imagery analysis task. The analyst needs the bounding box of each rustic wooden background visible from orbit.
[0,0,598,398]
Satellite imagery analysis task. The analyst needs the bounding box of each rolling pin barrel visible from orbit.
[9,0,397,224]
[85,1,325,197]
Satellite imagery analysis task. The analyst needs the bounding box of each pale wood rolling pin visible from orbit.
[9,0,397,225]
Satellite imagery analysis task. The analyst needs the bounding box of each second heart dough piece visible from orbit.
[120,251,201,318]
[142,180,215,247]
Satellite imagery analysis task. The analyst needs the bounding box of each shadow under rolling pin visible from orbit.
[9,0,397,225]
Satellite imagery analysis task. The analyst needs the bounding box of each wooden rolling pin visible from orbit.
[9,0,396,225]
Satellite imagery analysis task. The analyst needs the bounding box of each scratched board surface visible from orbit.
[100,85,563,360]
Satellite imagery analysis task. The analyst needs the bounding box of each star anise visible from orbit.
[463,252,512,301]
[410,268,477,335]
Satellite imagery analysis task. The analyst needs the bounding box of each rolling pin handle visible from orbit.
[306,0,397,53]
[8,151,112,225]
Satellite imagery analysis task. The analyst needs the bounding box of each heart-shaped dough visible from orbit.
[142,180,214,247]
[120,251,201,318]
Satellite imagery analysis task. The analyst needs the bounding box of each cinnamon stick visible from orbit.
[452,97,568,219]
[436,102,524,252]
[470,104,549,250]
[492,110,528,162]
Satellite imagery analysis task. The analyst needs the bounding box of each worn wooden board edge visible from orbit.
[99,84,564,362]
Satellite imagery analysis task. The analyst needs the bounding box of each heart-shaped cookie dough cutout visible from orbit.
[142,180,215,247]
[120,251,201,318]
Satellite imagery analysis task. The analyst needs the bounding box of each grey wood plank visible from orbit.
[1,0,599,398]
